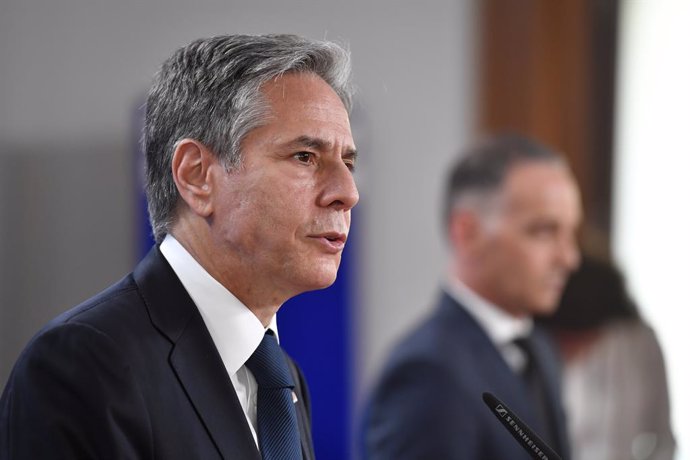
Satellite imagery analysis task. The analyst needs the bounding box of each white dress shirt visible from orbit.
[160,234,278,448]
[444,274,533,373]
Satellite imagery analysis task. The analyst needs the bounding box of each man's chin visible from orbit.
[313,270,339,290]
[532,299,560,317]
[295,265,339,293]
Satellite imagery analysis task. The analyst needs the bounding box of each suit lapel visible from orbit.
[170,314,260,459]
[297,409,314,460]
[441,293,569,456]
[287,359,315,460]
[133,247,260,460]
[437,293,548,427]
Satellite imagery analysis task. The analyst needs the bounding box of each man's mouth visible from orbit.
[309,232,347,253]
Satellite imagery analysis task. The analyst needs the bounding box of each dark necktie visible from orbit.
[513,335,558,449]
[245,331,302,460]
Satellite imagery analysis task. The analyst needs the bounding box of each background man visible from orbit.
[0,34,358,460]
[363,134,581,459]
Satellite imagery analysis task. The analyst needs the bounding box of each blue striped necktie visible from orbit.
[245,331,302,460]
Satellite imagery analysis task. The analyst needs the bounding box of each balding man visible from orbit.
[363,134,580,460]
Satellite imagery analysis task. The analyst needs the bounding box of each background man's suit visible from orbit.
[362,291,570,460]
[0,247,315,460]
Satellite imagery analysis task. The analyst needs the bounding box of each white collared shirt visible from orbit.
[160,234,277,448]
[444,274,533,373]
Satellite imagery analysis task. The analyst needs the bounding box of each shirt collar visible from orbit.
[160,234,278,377]
[444,273,532,347]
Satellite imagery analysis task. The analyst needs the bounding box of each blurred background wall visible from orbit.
[0,0,687,459]
[613,2,690,460]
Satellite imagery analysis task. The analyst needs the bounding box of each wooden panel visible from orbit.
[479,0,618,255]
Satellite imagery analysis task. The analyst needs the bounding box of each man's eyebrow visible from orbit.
[289,135,358,159]
[291,135,327,150]
[342,149,358,162]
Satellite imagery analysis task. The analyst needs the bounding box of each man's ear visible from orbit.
[171,138,215,217]
[449,209,482,249]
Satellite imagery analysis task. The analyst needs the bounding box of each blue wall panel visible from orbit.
[280,216,357,460]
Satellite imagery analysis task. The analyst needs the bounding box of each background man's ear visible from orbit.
[449,209,484,249]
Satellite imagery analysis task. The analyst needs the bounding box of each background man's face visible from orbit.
[474,162,582,317]
[210,72,358,300]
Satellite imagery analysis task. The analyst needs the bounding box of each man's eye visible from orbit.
[526,224,558,239]
[294,152,315,164]
[344,159,356,172]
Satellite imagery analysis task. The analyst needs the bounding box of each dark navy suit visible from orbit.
[0,247,315,460]
[362,291,569,460]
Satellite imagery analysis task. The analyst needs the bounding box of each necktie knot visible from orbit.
[512,336,534,374]
[246,331,295,389]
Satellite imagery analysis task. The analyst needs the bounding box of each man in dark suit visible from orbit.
[362,134,581,459]
[0,34,359,459]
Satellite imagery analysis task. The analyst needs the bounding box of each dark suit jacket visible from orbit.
[0,247,315,460]
[362,291,570,460]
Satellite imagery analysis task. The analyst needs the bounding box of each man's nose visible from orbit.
[558,234,581,272]
[318,160,359,211]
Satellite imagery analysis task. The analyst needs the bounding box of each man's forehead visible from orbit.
[254,73,355,153]
[498,163,580,213]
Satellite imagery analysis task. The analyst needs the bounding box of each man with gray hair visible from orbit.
[0,34,359,460]
[363,134,580,459]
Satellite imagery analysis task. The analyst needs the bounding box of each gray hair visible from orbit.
[144,34,354,242]
[444,133,567,226]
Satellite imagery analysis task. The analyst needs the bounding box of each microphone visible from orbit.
[482,392,562,460]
